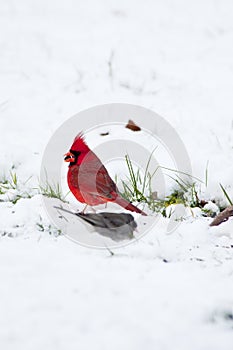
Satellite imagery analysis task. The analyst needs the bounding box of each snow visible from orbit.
[0,0,233,349]
[203,201,220,215]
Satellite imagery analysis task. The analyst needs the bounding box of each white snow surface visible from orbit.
[0,0,233,349]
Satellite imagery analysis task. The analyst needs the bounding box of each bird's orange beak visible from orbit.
[64,152,75,162]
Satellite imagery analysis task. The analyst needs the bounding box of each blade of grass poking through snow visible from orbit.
[125,154,140,198]
[122,149,206,212]
[121,180,135,201]
[190,182,200,207]
[39,181,69,203]
[159,166,204,184]
[145,165,204,186]
[165,172,203,207]
[124,154,147,202]
[142,146,158,195]
[9,171,18,189]
[136,167,142,184]
[0,171,18,191]
[39,169,69,202]
[219,183,233,206]
[165,174,189,193]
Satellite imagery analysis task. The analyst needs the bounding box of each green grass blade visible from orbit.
[219,183,233,205]
[142,146,158,194]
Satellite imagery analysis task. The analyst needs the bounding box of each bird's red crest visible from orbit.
[70,132,90,153]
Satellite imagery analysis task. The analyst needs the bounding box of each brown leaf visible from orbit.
[125,119,141,132]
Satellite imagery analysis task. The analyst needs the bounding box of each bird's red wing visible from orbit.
[75,161,118,201]
[95,165,118,200]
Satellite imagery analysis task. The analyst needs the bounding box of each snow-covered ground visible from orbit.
[0,0,233,349]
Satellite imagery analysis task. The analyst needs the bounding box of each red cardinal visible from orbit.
[64,133,147,215]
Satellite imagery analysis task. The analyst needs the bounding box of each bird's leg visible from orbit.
[89,206,96,213]
[81,205,96,214]
[81,204,88,214]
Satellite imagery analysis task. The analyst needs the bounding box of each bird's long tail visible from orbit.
[115,196,147,216]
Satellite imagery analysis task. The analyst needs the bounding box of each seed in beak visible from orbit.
[64,152,75,162]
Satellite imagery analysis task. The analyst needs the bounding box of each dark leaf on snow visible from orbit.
[125,119,141,132]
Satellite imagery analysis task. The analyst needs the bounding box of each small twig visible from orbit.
[104,245,115,256]
[210,206,233,226]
